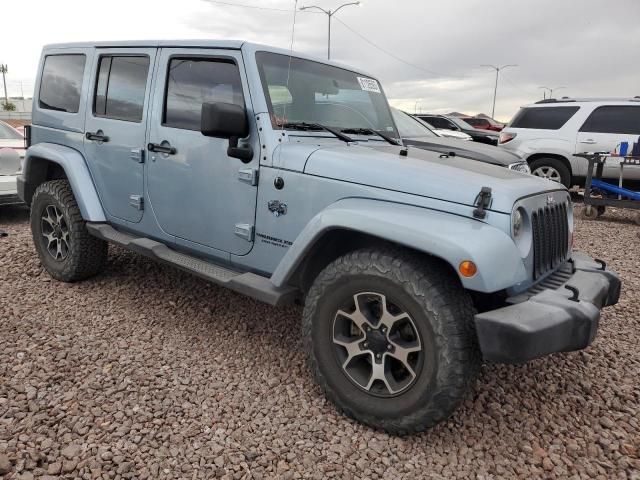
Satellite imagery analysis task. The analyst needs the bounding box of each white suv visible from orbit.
[498,98,640,187]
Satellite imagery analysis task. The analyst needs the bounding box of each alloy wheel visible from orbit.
[332,292,423,397]
[532,165,562,182]
[41,204,70,261]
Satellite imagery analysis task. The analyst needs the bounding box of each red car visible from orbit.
[463,117,505,132]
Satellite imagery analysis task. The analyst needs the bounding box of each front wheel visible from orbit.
[529,157,572,188]
[30,180,108,282]
[302,248,480,434]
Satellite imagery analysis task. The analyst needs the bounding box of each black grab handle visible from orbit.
[86,131,109,142]
[148,143,176,155]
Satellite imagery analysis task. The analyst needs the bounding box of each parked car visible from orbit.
[19,41,620,434]
[391,108,530,172]
[0,120,25,206]
[416,119,473,141]
[464,117,505,132]
[499,98,640,187]
[416,114,500,145]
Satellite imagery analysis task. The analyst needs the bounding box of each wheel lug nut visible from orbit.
[363,342,369,348]
[376,353,381,359]
[387,344,392,350]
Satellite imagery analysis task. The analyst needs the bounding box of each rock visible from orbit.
[47,462,62,475]
[0,454,11,474]
[61,444,81,459]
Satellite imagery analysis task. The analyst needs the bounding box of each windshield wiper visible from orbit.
[340,127,400,146]
[280,122,354,143]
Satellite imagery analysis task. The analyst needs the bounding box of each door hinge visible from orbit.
[234,223,254,242]
[129,195,144,211]
[238,167,258,186]
[130,148,145,163]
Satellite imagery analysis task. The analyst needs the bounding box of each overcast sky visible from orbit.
[1,0,639,121]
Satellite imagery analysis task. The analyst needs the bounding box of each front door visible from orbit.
[84,48,157,223]
[146,48,258,255]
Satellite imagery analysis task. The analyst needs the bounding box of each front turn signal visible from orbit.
[459,260,477,278]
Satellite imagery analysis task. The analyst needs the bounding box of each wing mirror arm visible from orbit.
[227,136,254,163]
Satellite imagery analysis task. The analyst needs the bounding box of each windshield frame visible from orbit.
[255,51,399,139]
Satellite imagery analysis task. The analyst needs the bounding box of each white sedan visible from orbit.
[0,120,25,206]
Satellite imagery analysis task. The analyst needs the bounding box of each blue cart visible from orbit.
[575,152,640,224]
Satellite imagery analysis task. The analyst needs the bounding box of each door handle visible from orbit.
[580,139,596,144]
[148,142,176,155]
[86,131,109,142]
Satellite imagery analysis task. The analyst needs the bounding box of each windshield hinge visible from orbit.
[473,187,492,219]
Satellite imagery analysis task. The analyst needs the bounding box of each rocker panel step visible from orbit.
[86,223,298,306]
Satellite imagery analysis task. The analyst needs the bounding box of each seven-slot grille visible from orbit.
[531,201,570,279]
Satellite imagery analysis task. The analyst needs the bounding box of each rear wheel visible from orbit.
[30,180,107,282]
[302,247,480,434]
[529,157,571,188]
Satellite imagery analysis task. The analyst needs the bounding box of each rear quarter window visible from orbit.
[579,105,640,134]
[39,54,86,113]
[510,106,579,130]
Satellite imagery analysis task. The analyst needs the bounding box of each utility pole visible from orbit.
[481,64,517,119]
[300,2,361,60]
[0,64,8,106]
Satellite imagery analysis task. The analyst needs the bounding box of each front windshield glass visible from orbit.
[449,116,475,130]
[391,108,436,138]
[0,122,23,140]
[256,51,398,138]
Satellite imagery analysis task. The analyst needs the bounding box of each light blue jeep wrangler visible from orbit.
[18,40,620,433]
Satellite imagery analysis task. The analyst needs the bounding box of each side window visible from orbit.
[164,58,244,131]
[94,56,150,122]
[427,117,447,129]
[579,106,640,135]
[39,54,86,113]
[510,106,579,130]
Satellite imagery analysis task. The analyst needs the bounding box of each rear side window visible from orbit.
[39,54,86,113]
[579,106,640,134]
[94,56,150,122]
[163,58,244,131]
[510,106,579,130]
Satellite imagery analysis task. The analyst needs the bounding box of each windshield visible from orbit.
[0,122,23,140]
[256,51,398,138]
[448,116,476,130]
[391,108,436,138]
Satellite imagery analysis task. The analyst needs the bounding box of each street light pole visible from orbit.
[0,64,8,106]
[481,64,517,119]
[539,85,565,99]
[300,2,361,60]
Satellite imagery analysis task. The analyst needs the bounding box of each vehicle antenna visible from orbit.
[274,0,299,180]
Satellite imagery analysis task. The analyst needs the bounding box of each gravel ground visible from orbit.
[0,203,639,480]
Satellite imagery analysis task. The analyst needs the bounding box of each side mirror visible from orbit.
[201,102,253,163]
[201,102,248,139]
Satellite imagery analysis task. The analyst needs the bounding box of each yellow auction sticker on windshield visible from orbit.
[357,77,381,93]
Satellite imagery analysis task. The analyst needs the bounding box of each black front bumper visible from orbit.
[475,251,621,364]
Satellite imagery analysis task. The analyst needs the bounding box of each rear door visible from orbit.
[146,48,258,256]
[576,105,640,179]
[84,48,157,223]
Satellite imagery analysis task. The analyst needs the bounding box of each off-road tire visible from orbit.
[302,247,480,434]
[529,157,572,188]
[30,180,107,282]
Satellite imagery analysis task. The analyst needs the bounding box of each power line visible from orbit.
[333,17,466,79]
[201,0,316,13]
[500,71,537,98]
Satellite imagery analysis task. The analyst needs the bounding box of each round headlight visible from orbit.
[512,209,524,238]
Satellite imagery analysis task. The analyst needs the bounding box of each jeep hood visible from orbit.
[302,143,560,213]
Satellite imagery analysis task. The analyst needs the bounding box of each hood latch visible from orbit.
[473,187,492,219]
